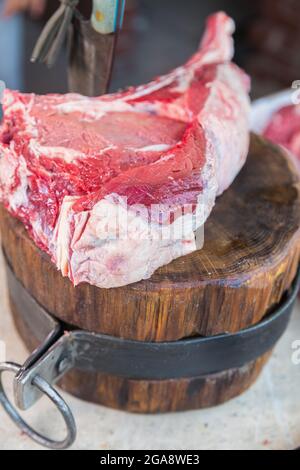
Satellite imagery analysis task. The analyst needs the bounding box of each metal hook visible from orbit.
[0,362,76,450]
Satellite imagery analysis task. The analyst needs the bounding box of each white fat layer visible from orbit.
[135,143,172,152]
[0,145,29,210]
[30,217,51,248]
[197,64,251,195]
[56,99,134,118]
[29,141,85,163]
[9,156,29,210]
[171,68,196,94]
[68,195,199,288]
[153,153,175,164]
[119,74,176,102]
[53,196,78,276]
[3,91,38,138]
[53,148,217,289]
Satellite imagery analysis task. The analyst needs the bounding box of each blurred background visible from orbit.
[0,0,299,99]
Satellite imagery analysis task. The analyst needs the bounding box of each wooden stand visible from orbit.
[1,134,300,412]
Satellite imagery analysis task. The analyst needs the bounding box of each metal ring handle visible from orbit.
[0,362,76,450]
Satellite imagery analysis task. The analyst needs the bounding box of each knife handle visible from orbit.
[91,0,126,34]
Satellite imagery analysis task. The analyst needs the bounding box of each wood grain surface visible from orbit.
[1,134,300,412]
[1,134,300,341]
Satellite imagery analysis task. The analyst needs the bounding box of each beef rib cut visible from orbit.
[0,12,250,289]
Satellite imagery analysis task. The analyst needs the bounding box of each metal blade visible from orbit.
[68,17,117,96]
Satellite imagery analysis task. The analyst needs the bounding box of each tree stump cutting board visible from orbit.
[1,134,300,412]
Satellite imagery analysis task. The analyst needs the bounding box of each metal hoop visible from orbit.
[0,362,76,450]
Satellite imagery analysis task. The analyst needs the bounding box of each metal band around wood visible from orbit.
[5,258,299,384]
[0,257,299,450]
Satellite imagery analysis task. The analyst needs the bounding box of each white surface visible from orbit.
[0,246,299,450]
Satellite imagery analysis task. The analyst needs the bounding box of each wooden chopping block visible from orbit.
[1,134,300,413]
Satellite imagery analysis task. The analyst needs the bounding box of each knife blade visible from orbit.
[68,0,126,96]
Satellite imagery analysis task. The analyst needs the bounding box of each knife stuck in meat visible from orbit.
[31,0,126,96]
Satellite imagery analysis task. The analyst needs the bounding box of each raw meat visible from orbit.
[0,12,250,289]
[264,104,300,171]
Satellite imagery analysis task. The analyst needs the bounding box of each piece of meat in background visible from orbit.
[263,103,300,172]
